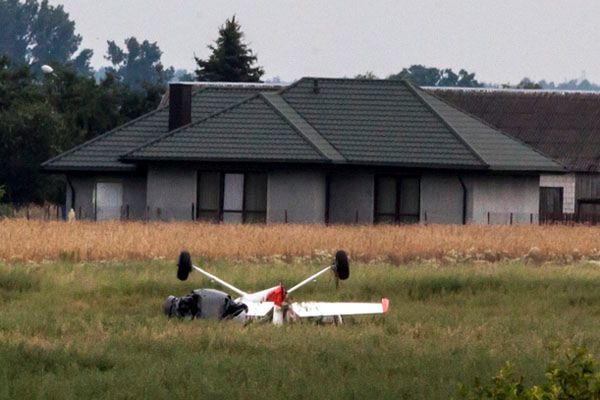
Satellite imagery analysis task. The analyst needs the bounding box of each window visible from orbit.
[374,176,420,224]
[196,172,267,223]
[223,173,244,223]
[197,172,221,222]
[243,173,268,223]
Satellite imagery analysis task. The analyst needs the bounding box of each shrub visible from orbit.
[459,348,600,399]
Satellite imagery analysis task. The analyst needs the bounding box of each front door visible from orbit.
[96,182,123,220]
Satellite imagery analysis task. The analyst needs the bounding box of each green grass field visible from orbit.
[2,260,600,399]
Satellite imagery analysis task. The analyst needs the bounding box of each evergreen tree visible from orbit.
[194,16,264,82]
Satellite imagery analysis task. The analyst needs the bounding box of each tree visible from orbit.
[388,65,441,86]
[0,54,165,205]
[388,65,482,87]
[0,0,92,75]
[194,16,264,82]
[516,77,542,89]
[354,71,378,79]
[173,69,195,82]
[105,37,171,89]
[0,55,68,203]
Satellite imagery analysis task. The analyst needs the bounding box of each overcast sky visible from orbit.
[48,0,600,84]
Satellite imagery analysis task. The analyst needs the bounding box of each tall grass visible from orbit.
[1,219,600,263]
[2,260,600,399]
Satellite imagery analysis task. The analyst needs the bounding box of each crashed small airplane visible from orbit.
[163,250,389,325]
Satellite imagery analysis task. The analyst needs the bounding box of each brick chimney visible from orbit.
[168,83,192,131]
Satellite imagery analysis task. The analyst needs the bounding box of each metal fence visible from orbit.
[0,203,64,220]
[539,212,600,225]
[4,203,600,225]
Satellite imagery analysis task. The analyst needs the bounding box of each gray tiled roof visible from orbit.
[125,78,561,171]
[123,94,325,162]
[280,78,483,167]
[44,78,562,172]
[41,85,282,171]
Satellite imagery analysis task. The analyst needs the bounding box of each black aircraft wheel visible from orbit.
[177,251,193,281]
[333,250,350,280]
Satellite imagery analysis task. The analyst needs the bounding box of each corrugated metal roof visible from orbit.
[428,88,600,172]
[415,87,561,171]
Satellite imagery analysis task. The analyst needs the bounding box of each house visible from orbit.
[427,87,600,220]
[42,78,561,224]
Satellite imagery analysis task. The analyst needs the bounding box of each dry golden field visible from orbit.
[1,219,600,263]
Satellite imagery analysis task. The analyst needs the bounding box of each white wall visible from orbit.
[468,175,539,224]
[146,166,196,220]
[420,174,464,224]
[267,170,326,223]
[540,173,576,213]
[328,172,374,224]
[420,173,540,225]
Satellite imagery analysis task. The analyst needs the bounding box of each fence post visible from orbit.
[510,213,513,225]
[191,203,195,221]
[487,212,490,225]
[530,213,533,224]
[424,211,428,225]
[157,208,162,221]
[284,209,288,224]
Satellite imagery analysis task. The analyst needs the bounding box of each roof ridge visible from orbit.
[121,92,263,160]
[260,92,345,162]
[420,87,565,170]
[43,87,209,169]
[403,80,489,168]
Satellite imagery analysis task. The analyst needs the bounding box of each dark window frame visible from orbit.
[374,175,421,224]
[197,171,267,224]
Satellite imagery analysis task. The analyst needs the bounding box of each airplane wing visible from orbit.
[244,301,275,317]
[290,298,389,318]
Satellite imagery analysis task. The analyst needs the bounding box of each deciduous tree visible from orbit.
[0,0,92,75]
[105,37,172,89]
